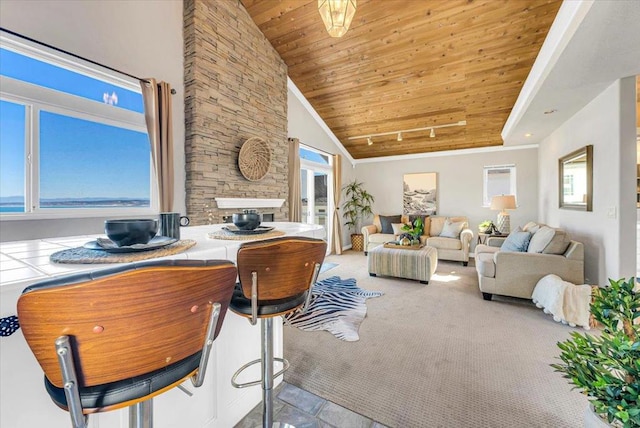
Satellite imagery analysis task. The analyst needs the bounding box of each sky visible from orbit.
[0,47,150,201]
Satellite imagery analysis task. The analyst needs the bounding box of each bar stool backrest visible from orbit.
[236,237,327,301]
[17,260,237,388]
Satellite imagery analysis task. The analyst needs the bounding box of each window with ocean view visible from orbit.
[0,31,154,217]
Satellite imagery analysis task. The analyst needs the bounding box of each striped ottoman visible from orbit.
[368,245,438,284]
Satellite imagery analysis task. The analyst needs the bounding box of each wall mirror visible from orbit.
[559,145,593,211]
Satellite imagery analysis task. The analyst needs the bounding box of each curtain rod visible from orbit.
[0,27,176,94]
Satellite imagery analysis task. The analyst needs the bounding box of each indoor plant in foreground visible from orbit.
[342,180,375,252]
[551,278,639,427]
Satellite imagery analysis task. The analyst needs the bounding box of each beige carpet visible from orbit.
[283,251,588,428]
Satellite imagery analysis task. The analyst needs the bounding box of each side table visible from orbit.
[477,232,508,245]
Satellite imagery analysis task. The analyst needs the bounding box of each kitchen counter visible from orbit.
[0,222,325,428]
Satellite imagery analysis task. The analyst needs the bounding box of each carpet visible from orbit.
[283,251,589,428]
[284,276,382,341]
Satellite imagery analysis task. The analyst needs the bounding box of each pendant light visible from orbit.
[318,0,357,38]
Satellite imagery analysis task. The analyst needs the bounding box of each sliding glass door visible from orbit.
[301,168,329,227]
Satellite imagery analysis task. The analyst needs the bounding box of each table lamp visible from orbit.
[490,195,516,234]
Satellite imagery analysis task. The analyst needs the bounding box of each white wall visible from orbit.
[288,87,355,248]
[537,78,637,285]
[0,0,185,240]
[352,146,539,251]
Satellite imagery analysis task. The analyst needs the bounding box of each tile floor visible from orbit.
[234,382,387,428]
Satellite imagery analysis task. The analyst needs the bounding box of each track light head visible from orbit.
[367,137,373,146]
[429,128,435,138]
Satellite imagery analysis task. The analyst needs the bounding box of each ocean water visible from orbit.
[0,206,23,213]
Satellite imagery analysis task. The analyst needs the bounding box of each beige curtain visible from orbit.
[332,154,343,255]
[141,78,174,212]
[288,138,302,222]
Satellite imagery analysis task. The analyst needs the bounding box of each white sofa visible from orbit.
[474,222,584,301]
[362,215,473,265]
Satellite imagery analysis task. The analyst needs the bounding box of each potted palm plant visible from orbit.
[551,277,639,428]
[342,180,375,252]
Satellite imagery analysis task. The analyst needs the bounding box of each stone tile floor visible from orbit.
[234,382,387,428]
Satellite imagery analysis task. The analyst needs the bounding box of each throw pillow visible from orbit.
[379,215,402,234]
[500,227,532,252]
[522,221,541,234]
[527,226,555,253]
[542,229,572,255]
[429,216,446,236]
[391,223,406,235]
[439,219,465,239]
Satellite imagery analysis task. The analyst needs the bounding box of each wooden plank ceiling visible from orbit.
[241,0,562,159]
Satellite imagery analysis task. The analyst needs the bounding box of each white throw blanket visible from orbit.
[532,274,592,329]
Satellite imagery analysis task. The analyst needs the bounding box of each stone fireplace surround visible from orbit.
[183,0,289,227]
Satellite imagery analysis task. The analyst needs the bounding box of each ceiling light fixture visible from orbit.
[318,0,357,38]
[348,120,466,145]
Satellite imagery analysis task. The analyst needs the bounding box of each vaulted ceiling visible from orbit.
[241,0,562,159]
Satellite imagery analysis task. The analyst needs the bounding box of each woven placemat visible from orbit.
[50,240,197,264]
[207,229,285,241]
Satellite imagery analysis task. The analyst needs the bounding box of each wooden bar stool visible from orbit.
[230,237,326,428]
[17,259,237,428]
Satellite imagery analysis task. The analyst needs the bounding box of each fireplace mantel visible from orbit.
[215,198,285,209]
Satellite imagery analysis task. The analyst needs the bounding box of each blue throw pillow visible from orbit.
[500,229,532,252]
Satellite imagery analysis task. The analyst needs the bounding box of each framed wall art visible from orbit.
[403,172,437,215]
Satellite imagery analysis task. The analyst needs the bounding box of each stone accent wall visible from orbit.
[184,0,288,225]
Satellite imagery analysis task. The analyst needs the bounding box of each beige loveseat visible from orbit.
[474,222,584,301]
[362,215,473,265]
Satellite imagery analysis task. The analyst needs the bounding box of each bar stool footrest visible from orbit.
[231,357,289,389]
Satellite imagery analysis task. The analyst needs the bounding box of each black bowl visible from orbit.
[105,219,158,247]
[232,212,262,230]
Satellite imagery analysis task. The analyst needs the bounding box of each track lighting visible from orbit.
[348,120,466,145]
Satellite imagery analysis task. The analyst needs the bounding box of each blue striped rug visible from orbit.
[284,276,383,341]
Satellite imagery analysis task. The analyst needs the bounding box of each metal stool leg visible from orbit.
[129,399,153,428]
[262,318,274,428]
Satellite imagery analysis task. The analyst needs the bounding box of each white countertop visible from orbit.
[0,222,326,317]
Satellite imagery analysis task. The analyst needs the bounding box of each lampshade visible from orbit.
[490,195,516,212]
[490,195,516,234]
[318,0,357,38]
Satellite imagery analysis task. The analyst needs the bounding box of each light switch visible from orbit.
[607,206,617,219]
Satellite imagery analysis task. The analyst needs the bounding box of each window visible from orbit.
[483,165,516,207]
[0,31,154,218]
